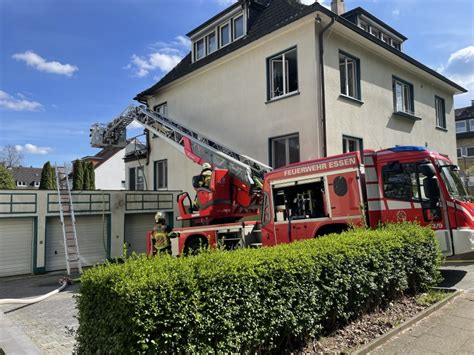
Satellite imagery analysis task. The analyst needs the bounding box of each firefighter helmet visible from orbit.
[202,162,212,170]
[155,212,166,224]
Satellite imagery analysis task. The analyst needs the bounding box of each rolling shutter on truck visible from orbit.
[0,217,34,277]
[46,215,108,272]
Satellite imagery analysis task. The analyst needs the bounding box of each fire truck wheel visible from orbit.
[315,224,349,238]
[184,236,208,256]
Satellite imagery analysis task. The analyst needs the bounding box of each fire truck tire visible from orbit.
[184,236,208,256]
[315,224,349,238]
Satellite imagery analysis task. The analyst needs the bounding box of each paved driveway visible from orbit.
[0,272,78,355]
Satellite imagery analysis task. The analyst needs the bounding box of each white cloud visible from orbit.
[15,143,52,155]
[392,9,400,17]
[438,46,474,106]
[12,50,78,77]
[216,0,237,5]
[127,36,190,78]
[0,90,42,111]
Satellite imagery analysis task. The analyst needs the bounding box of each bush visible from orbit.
[76,223,441,353]
[0,165,15,189]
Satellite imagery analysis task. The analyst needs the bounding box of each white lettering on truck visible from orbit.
[283,157,356,177]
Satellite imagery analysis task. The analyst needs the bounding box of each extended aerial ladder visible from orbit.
[91,105,272,223]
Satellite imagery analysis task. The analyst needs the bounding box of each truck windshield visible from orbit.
[437,160,468,199]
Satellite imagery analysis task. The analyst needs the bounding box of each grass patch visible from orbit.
[416,289,449,306]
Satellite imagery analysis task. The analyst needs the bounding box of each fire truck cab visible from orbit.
[260,146,473,256]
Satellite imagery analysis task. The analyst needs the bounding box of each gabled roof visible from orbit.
[10,167,42,186]
[135,0,466,101]
[83,146,124,169]
[342,7,407,41]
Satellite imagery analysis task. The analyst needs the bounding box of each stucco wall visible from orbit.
[95,149,126,190]
[146,17,322,168]
[323,29,457,161]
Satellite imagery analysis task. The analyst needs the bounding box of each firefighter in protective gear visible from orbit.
[200,162,212,188]
[151,212,172,255]
[192,163,213,210]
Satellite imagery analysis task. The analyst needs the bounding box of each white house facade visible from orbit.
[127,0,466,195]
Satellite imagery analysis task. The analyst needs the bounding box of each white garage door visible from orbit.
[0,217,34,277]
[124,213,155,255]
[46,215,109,272]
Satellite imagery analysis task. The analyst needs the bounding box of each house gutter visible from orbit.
[318,14,335,158]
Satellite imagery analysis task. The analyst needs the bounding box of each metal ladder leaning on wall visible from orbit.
[55,165,83,277]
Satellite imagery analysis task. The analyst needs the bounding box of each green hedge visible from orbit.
[76,223,441,353]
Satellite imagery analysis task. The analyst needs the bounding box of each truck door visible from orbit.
[380,161,451,254]
[327,171,362,218]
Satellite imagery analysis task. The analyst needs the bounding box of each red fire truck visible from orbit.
[91,106,473,257]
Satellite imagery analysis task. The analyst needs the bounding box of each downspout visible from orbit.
[318,14,335,157]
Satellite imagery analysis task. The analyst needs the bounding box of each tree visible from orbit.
[0,144,24,168]
[88,161,96,190]
[39,161,57,190]
[83,161,92,190]
[73,160,84,190]
[0,165,15,189]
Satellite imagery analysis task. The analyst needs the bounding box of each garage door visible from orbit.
[46,215,109,272]
[0,217,34,277]
[124,213,155,255]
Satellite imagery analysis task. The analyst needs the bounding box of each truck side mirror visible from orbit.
[423,177,440,200]
[419,163,436,178]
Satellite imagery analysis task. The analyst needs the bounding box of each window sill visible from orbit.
[266,91,300,104]
[392,111,421,121]
[338,94,364,105]
[435,126,448,132]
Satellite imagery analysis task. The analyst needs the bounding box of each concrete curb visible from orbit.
[352,289,463,355]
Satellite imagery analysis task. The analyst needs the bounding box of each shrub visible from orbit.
[76,223,441,353]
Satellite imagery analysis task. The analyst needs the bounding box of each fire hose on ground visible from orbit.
[0,277,72,305]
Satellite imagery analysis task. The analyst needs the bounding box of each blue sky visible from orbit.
[0,0,473,167]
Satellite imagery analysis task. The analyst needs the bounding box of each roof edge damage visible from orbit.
[134,1,466,102]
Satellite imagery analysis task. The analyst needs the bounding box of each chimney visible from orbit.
[331,0,345,15]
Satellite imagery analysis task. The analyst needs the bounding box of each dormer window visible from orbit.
[207,32,217,54]
[233,15,244,40]
[356,14,404,51]
[220,22,231,47]
[190,8,246,63]
[194,38,205,61]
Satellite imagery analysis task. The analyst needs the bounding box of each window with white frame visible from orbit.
[467,147,474,157]
[470,119,474,132]
[154,159,168,190]
[34,181,40,187]
[268,47,298,100]
[233,14,244,40]
[220,22,231,47]
[207,32,217,54]
[194,38,205,61]
[154,102,167,116]
[270,134,299,169]
[393,77,414,115]
[456,121,467,133]
[339,51,360,100]
[435,96,446,129]
[129,166,145,190]
[457,148,463,158]
[343,135,363,154]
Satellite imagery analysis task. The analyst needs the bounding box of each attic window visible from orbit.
[220,23,231,47]
[194,38,205,61]
[233,15,244,40]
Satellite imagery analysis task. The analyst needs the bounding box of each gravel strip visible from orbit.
[303,295,431,353]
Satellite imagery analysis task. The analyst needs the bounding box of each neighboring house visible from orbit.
[83,144,128,190]
[123,139,149,190]
[128,0,466,194]
[455,100,474,190]
[10,167,42,189]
